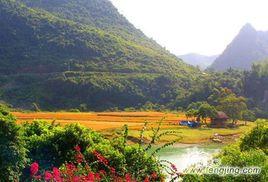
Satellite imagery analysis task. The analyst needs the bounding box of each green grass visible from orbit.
[127,122,256,144]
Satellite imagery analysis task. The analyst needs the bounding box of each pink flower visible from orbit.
[44,171,53,181]
[110,167,116,174]
[86,172,95,182]
[93,150,109,165]
[99,170,106,176]
[73,176,80,182]
[53,167,62,182]
[30,162,39,176]
[33,175,41,180]
[151,172,158,179]
[144,176,150,182]
[125,173,132,182]
[75,153,84,163]
[94,173,101,181]
[74,145,81,152]
[66,163,76,171]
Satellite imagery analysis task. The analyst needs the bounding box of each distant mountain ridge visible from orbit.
[210,23,268,71]
[178,53,217,69]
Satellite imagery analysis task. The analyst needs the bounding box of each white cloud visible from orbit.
[110,0,268,55]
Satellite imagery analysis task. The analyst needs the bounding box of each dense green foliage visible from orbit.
[0,72,200,111]
[240,121,268,154]
[186,102,217,122]
[217,95,248,122]
[244,60,268,117]
[186,88,250,123]
[20,0,159,49]
[182,64,268,118]
[196,103,217,121]
[0,0,193,75]
[0,105,27,181]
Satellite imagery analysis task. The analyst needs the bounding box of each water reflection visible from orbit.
[158,145,221,172]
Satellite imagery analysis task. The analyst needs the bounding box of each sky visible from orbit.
[110,0,268,56]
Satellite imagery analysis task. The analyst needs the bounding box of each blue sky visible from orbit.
[110,0,268,55]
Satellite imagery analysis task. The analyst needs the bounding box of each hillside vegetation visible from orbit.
[244,59,268,117]
[0,0,268,117]
[1,0,193,74]
[0,0,202,111]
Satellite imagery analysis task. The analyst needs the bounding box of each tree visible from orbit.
[186,102,218,124]
[217,95,248,124]
[207,87,235,106]
[186,102,205,121]
[0,105,27,181]
[186,102,206,111]
[196,103,218,123]
[185,109,198,119]
[242,110,256,125]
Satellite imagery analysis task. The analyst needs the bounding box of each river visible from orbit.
[157,144,222,173]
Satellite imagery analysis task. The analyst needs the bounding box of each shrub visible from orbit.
[69,109,81,112]
[29,146,162,181]
[218,144,268,182]
[240,120,268,154]
[21,121,166,180]
[0,106,27,181]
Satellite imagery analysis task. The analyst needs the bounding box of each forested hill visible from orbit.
[0,0,202,111]
[0,0,196,75]
[19,0,158,48]
[210,24,268,71]
[244,59,268,116]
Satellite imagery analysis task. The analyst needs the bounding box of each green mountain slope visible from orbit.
[20,0,153,46]
[0,0,201,110]
[0,0,194,75]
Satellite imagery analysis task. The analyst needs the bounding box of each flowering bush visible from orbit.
[21,122,165,181]
[30,145,162,182]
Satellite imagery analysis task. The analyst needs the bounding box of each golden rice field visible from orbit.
[13,111,255,144]
[13,111,186,131]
